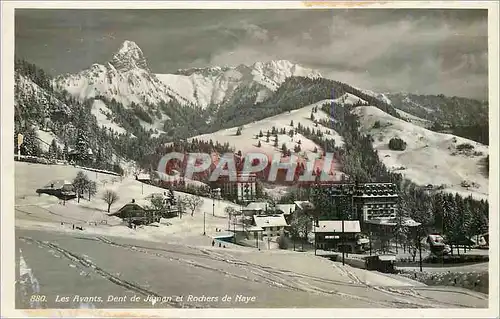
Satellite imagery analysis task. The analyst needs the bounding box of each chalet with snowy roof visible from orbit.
[253,214,289,237]
[313,220,362,252]
[36,180,76,199]
[109,199,172,225]
[242,201,271,216]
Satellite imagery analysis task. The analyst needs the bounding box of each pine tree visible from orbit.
[281,143,287,154]
[290,120,294,127]
[21,126,41,157]
[63,142,69,161]
[48,139,58,160]
[257,140,262,147]
[75,129,90,164]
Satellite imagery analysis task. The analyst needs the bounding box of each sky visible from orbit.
[15,9,488,99]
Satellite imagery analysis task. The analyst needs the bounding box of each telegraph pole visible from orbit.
[418,226,423,272]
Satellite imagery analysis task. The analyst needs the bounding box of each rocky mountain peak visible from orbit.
[109,40,150,72]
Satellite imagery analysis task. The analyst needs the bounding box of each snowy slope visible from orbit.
[156,60,321,108]
[16,74,72,118]
[358,88,393,105]
[395,108,432,129]
[189,100,345,182]
[352,106,488,200]
[90,100,128,135]
[334,93,367,106]
[190,100,343,153]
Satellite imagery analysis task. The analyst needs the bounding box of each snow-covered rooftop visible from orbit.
[253,214,288,228]
[245,201,270,211]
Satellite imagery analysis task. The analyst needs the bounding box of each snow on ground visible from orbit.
[190,99,344,155]
[14,162,489,308]
[15,162,239,244]
[16,228,487,309]
[394,108,432,129]
[91,100,127,135]
[334,93,367,106]
[352,106,489,200]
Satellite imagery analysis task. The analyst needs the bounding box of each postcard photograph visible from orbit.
[1,1,498,317]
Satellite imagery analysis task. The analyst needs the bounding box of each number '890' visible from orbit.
[30,295,46,302]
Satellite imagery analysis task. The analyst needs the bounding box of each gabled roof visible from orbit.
[275,204,296,215]
[253,214,288,228]
[41,180,73,190]
[110,200,150,216]
[245,202,269,211]
[313,220,361,233]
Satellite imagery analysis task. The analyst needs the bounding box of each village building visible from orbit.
[253,214,289,237]
[218,173,258,202]
[109,199,165,226]
[36,180,76,199]
[313,220,362,253]
[275,203,297,223]
[351,183,399,224]
[242,201,270,216]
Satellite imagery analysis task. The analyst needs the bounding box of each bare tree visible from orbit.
[102,189,119,213]
[185,196,204,216]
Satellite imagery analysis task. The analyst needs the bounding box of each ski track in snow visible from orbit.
[19,236,201,309]
[92,236,475,308]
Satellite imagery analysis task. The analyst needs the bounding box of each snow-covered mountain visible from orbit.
[156,60,321,108]
[55,40,321,111]
[16,40,489,202]
[54,41,191,108]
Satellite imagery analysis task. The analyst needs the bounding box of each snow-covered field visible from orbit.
[352,106,489,200]
[13,161,489,308]
[394,108,432,129]
[190,100,344,155]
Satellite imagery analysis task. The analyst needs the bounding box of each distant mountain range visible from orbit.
[14,40,489,199]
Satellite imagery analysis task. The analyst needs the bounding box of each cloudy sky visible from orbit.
[15,9,488,99]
